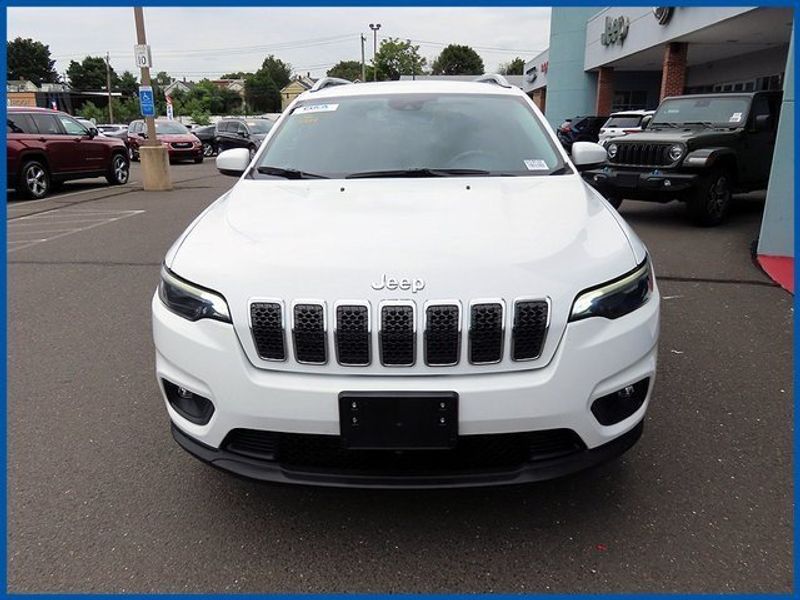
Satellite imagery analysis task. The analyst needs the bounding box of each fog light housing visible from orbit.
[591,378,650,426]
[163,379,214,425]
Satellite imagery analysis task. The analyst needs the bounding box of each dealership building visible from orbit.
[524,6,794,289]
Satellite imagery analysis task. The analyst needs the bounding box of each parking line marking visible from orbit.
[6,182,137,207]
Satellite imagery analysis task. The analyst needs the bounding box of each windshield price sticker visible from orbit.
[294,104,339,115]
[729,112,743,122]
[524,159,549,171]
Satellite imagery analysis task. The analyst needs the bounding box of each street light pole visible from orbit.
[369,23,381,81]
[133,6,171,191]
[360,34,366,82]
[105,52,114,123]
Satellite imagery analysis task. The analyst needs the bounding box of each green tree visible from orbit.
[77,101,105,123]
[153,71,172,87]
[117,70,138,96]
[498,57,525,75]
[431,44,484,75]
[190,109,211,125]
[245,70,281,112]
[373,38,426,81]
[327,60,363,81]
[221,71,252,79]
[67,56,119,90]
[7,37,59,86]
[258,55,292,89]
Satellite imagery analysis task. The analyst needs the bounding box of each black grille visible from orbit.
[250,302,285,360]
[222,428,586,475]
[610,142,673,167]
[380,305,415,366]
[425,304,460,365]
[171,142,192,149]
[335,305,370,365]
[293,304,327,364]
[469,303,504,363]
[512,300,548,360]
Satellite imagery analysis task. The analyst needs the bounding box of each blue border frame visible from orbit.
[2,1,797,597]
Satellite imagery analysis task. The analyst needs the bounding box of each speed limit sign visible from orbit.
[134,44,152,68]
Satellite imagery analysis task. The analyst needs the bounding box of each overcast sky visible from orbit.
[8,7,550,81]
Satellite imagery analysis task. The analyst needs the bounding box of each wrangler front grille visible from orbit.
[249,297,549,368]
[609,143,674,167]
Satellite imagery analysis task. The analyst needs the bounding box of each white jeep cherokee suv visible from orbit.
[152,75,660,488]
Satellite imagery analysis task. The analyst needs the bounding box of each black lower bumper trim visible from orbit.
[171,421,644,489]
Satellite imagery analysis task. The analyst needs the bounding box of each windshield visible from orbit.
[255,93,564,178]
[154,121,189,134]
[604,115,643,128]
[246,120,273,134]
[652,97,750,127]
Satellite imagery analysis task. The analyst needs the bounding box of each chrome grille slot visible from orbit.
[292,303,327,364]
[335,304,370,366]
[250,302,285,361]
[379,304,415,366]
[469,302,504,364]
[512,300,549,361]
[424,304,461,366]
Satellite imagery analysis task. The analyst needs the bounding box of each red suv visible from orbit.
[7,107,130,199]
[127,119,203,164]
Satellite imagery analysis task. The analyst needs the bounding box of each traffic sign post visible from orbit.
[139,85,155,118]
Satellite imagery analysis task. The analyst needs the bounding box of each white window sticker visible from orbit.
[524,159,549,171]
[294,103,339,115]
[729,112,743,123]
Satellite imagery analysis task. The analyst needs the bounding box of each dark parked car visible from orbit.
[127,119,203,163]
[585,92,782,226]
[215,118,274,159]
[557,116,606,152]
[192,125,218,157]
[7,106,129,199]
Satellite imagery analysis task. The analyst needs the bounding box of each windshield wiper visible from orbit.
[256,166,328,179]
[650,122,679,128]
[345,168,492,179]
[548,165,573,175]
[681,121,718,128]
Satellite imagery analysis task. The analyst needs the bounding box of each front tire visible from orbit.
[129,146,139,162]
[687,169,732,227]
[202,142,215,157]
[106,153,130,185]
[194,155,204,164]
[17,159,50,199]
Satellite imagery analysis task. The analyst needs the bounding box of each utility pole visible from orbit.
[407,39,416,81]
[133,7,171,191]
[360,34,366,82]
[369,23,381,81]
[105,52,114,123]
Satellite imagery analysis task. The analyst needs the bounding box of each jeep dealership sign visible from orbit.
[600,15,630,46]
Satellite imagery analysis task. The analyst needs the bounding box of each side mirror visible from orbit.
[238,130,249,138]
[640,115,652,130]
[754,114,772,132]
[216,148,251,177]
[139,132,148,139]
[571,141,608,171]
[88,127,99,138]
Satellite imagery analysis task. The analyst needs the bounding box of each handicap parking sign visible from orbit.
[139,86,155,117]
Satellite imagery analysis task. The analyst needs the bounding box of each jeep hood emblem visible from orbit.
[371,274,425,293]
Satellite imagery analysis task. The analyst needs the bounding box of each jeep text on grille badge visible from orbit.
[371,274,425,293]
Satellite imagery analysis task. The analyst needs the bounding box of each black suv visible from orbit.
[586,92,781,226]
[215,118,274,160]
[557,116,606,152]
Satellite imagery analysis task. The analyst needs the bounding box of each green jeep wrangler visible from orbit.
[586,91,782,226]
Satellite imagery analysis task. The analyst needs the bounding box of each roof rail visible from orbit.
[310,77,352,93]
[473,73,512,88]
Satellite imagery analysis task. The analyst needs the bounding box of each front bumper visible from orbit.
[153,284,659,485]
[585,167,698,199]
[166,146,202,160]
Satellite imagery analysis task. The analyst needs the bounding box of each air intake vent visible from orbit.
[469,302,504,364]
[335,304,370,365]
[380,304,415,366]
[425,304,460,366]
[512,300,549,360]
[293,303,327,364]
[250,302,285,360]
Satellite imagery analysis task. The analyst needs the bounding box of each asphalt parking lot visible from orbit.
[7,161,793,593]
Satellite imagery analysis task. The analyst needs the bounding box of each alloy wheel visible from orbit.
[707,175,730,218]
[203,143,214,157]
[114,155,129,183]
[25,165,47,197]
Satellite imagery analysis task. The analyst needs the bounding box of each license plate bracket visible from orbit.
[339,391,458,450]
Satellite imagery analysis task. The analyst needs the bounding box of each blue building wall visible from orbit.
[544,7,599,128]
[758,29,794,258]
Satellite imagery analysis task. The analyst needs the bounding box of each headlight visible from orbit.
[668,144,685,162]
[158,265,231,323]
[570,258,653,322]
[607,143,618,159]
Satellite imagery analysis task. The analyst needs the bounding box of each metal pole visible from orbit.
[407,39,415,80]
[105,52,114,122]
[360,34,366,82]
[369,23,381,81]
[134,7,157,147]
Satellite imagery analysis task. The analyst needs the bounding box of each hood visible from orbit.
[617,127,740,148]
[170,175,639,374]
[157,133,197,143]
